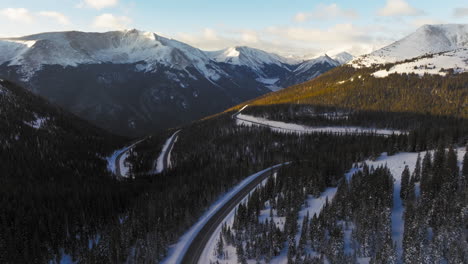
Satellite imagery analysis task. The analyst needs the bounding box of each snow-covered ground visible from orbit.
[161,164,285,264]
[268,187,338,264]
[200,148,466,263]
[236,113,404,136]
[352,148,466,262]
[154,130,180,174]
[198,173,276,264]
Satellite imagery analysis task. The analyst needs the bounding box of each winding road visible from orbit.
[153,130,181,174]
[114,139,145,178]
[180,164,284,264]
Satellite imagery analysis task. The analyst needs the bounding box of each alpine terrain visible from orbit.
[0,3,467,263]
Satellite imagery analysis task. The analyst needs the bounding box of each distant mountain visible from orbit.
[279,54,340,87]
[233,24,468,118]
[331,51,354,64]
[0,30,345,136]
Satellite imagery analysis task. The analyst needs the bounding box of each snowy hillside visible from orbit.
[294,55,340,75]
[372,48,468,77]
[352,24,468,67]
[330,52,354,65]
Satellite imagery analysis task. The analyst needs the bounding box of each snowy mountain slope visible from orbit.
[0,29,226,81]
[0,29,347,136]
[372,48,468,77]
[207,46,295,74]
[294,55,340,75]
[352,24,468,67]
[331,51,354,65]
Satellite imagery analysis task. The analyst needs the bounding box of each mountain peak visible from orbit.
[351,23,468,66]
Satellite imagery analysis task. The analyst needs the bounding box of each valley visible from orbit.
[0,6,466,263]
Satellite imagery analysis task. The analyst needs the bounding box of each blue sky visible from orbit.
[1,0,467,56]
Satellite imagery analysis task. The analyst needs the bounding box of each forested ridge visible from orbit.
[228,65,468,118]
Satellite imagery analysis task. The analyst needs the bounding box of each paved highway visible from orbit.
[180,165,283,263]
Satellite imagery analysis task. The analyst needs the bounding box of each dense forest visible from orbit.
[210,145,467,263]
[1,77,467,264]
[230,66,468,119]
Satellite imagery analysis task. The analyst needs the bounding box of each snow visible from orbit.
[295,188,338,245]
[118,151,131,177]
[256,77,279,85]
[294,55,339,75]
[351,24,468,68]
[24,114,48,129]
[256,77,281,91]
[372,48,468,77]
[236,113,405,136]
[0,29,226,81]
[331,52,354,65]
[207,46,293,70]
[161,163,286,264]
[154,130,180,174]
[198,173,274,264]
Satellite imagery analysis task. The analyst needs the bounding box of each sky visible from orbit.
[0,0,467,57]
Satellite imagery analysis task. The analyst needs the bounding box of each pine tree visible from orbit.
[412,153,421,182]
[446,146,458,186]
[216,232,224,259]
[420,152,432,196]
[400,166,410,202]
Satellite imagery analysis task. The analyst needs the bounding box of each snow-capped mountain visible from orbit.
[352,24,468,67]
[277,54,340,88]
[0,29,345,136]
[207,46,295,72]
[331,52,354,65]
[0,29,226,81]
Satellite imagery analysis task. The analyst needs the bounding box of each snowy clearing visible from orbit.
[161,164,285,264]
[154,130,180,174]
[352,148,466,261]
[236,113,404,136]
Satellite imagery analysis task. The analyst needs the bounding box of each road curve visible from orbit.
[153,130,181,174]
[114,139,145,178]
[233,105,402,137]
[180,165,284,264]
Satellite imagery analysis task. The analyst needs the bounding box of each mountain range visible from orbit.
[2,23,467,264]
[0,29,351,136]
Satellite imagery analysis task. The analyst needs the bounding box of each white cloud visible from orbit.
[80,0,118,10]
[294,3,358,22]
[39,11,70,25]
[92,13,131,30]
[0,8,33,23]
[411,18,443,28]
[378,0,424,16]
[453,8,468,18]
[203,28,219,41]
[175,23,394,57]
